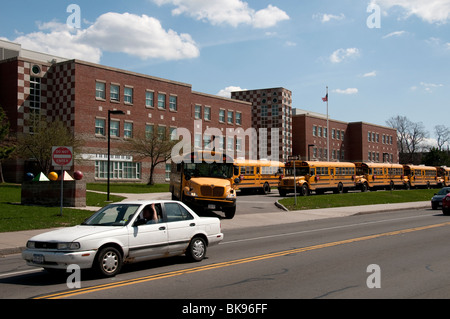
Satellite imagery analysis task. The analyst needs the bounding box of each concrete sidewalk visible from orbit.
[0,192,431,256]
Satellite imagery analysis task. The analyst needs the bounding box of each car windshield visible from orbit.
[437,188,450,195]
[82,204,140,226]
[184,162,234,179]
[285,167,310,176]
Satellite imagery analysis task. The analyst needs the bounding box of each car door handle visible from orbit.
[190,223,196,227]
[159,226,166,231]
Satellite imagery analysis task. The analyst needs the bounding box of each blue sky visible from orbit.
[1,0,450,146]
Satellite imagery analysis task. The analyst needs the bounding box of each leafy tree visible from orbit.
[0,106,16,183]
[422,147,450,167]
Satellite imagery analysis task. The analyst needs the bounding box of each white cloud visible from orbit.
[80,13,199,61]
[153,0,289,28]
[363,71,377,77]
[415,82,444,93]
[382,30,406,38]
[372,0,450,24]
[8,12,200,63]
[217,86,245,98]
[333,88,359,95]
[313,13,345,23]
[329,48,360,63]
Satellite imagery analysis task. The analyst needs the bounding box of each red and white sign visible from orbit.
[52,146,73,168]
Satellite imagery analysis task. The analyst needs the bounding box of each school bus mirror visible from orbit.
[185,173,192,181]
[234,178,241,184]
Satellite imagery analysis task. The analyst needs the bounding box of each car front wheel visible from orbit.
[186,237,207,262]
[95,246,123,277]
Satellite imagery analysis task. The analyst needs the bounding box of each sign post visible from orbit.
[288,155,300,206]
[52,146,73,216]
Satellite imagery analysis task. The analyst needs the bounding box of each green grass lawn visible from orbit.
[279,188,436,211]
[0,184,124,233]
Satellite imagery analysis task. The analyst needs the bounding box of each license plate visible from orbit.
[208,204,215,210]
[33,254,44,264]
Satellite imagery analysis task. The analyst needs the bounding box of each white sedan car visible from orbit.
[22,200,223,277]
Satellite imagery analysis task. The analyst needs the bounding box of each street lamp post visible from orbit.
[107,110,125,201]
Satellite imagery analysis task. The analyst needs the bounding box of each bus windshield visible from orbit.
[285,167,310,177]
[185,162,234,179]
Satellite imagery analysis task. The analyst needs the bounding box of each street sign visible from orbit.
[52,146,73,168]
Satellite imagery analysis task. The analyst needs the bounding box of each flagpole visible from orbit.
[326,86,329,161]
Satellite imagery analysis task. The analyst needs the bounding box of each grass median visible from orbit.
[279,188,436,211]
[0,183,168,233]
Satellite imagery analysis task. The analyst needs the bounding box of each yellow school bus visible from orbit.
[233,159,284,194]
[355,162,406,191]
[278,161,357,196]
[437,166,450,187]
[170,151,240,219]
[403,164,438,189]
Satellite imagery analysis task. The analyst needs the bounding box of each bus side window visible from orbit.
[310,168,315,176]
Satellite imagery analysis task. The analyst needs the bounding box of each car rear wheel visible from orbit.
[186,237,207,262]
[95,246,123,277]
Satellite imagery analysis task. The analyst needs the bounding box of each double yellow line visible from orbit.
[36,221,450,299]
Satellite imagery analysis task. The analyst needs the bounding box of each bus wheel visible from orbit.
[224,206,236,219]
[361,182,368,192]
[262,182,270,194]
[337,183,344,194]
[301,184,309,196]
[279,189,287,197]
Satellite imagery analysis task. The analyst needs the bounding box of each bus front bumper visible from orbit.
[183,195,236,211]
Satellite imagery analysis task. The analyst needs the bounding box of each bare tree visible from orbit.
[386,115,429,163]
[434,125,450,151]
[121,129,179,185]
[15,116,83,175]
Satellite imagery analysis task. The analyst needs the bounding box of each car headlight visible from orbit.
[446,197,450,202]
[26,241,35,249]
[57,242,81,250]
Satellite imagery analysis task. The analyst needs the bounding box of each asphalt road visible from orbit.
[1,207,450,304]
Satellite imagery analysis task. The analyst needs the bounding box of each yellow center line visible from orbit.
[36,221,450,299]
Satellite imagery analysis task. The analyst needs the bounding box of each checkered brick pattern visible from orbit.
[47,62,75,129]
[17,60,50,133]
[231,88,293,161]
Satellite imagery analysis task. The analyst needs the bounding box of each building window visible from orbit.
[170,127,177,141]
[165,163,171,181]
[204,134,212,149]
[219,109,225,123]
[96,82,106,99]
[204,106,211,121]
[110,120,119,137]
[145,124,154,138]
[95,118,105,136]
[236,112,242,125]
[95,160,141,180]
[157,126,166,140]
[332,129,336,139]
[30,77,41,113]
[261,106,267,118]
[318,126,322,137]
[110,84,120,102]
[227,111,234,124]
[158,93,166,109]
[227,137,234,151]
[313,125,317,137]
[169,95,177,111]
[124,87,133,104]
[194,105,201,119]
[146,91,154,108]
[124,122,133,138]
[272,105,279,117]
[194,133,202,149]
[236,138,242,152]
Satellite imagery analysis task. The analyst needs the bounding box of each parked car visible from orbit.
[22,200,223,277]
[431,187,450,210]
[443,194,450,216]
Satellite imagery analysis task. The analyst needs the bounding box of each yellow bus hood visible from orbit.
[189,177,231,188]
